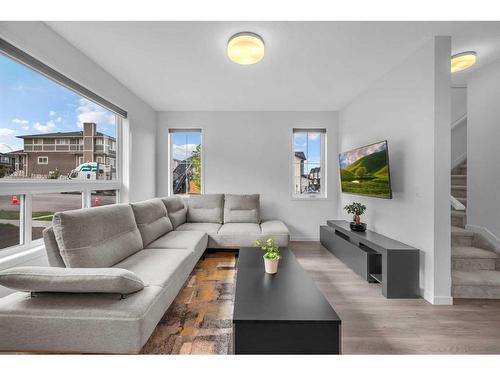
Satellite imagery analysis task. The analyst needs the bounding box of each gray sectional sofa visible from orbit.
[0,194,289,353]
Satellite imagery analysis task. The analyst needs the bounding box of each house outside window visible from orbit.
[292,128,327,198]
[169,129,202,195]
[0,39,124,257]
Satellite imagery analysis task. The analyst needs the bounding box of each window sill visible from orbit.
[291,196,329,201]
[0,244,46,271]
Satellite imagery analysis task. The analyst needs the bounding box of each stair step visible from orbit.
[451,210,466,228]
[453,270,500,286]
[451,175,467,185]
[451,185,467,198]
[452,247,498,271]
[456,197,467,206]
[452,246,498,259]
[452,270,500,298]
[452,226,474,246]
[452,226,474,237]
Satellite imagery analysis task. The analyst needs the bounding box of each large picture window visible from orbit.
[0,53,118,181]
[0,38,125,256]
[169,129,202,195]
[292,128,326,198]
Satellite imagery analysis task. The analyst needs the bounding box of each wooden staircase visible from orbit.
[451,160,500,298]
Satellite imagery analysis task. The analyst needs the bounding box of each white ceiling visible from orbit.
[47,21,500,111]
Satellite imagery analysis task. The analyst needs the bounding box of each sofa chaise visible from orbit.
[0,194,289,353]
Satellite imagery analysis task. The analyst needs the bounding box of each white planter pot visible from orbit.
[264,258,279,274]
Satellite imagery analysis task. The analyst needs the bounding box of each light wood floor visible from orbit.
[290,241,500,354]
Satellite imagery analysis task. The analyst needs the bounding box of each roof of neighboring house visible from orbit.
[6,150,25,155]
[16,131,115,139]
[294,151,306,160]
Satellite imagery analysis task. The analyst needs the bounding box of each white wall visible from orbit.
[467,60,500,242]
[451,87,467,167]
[0,22,157,203]
[0,22,157,297]
[451,87,467,123]
[157,111,339,240]
[338,37,452,304]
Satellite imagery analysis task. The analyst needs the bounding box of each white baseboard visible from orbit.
[465,224,500,252]
[422,289,454,305]
[433,295,454,305]
[290,234,320,242]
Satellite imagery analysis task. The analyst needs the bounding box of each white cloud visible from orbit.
[0,128,16,137]
[12,118,29,125]
[22,125,30,130]
[0,143,14,153]
[49,110,56,117]
[76,98,115,128]
[308,133,320,140]
[173,143,199,160]
[55,116,62,123]
[33,121,56,133]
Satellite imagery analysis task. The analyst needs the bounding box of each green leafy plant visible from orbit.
[344,202,367,224]
[191,144,202,191]
[255,238,281,260]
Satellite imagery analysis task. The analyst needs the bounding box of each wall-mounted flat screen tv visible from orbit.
[339,140,392,199]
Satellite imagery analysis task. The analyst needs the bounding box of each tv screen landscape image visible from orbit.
[339,140,392,199]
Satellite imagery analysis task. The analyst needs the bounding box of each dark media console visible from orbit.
[320,220,420,298]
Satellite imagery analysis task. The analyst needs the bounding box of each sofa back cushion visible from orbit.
[131,198,173,247]
[52,204,144,268]
[187,194,224,223]
[224,194,261,223]
[161,196,187,229]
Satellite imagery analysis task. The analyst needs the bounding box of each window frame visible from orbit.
[290,129,327,200]
[37,156,48,165]
[168,128,204,196]
[0,42,125,259]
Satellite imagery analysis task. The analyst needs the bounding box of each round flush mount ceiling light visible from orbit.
[227,32,265,65]
[451,51,477,73]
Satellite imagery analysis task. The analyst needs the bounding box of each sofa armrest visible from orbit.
[261,220,290,236]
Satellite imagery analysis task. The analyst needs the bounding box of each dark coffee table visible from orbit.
[233,247,341,354]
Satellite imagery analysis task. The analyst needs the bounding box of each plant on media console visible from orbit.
[344,202,367,225]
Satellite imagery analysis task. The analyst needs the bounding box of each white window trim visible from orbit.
[168,129,204,196]
[290,130,327,200]
[56,138,69,145]
[37,156,48,164]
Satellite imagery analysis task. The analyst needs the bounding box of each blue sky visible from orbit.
[294,132,321,169]
[0,54,116,154]
[172,132,201,161]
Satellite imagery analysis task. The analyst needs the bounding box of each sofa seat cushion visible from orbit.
[224,194,261,223]
[175,222,222,236]
[208,221,290,248]
[0,285,166,353]
[187,194,224,223]
[261,220,290,236]
[131,198,173,247]
[146,230,207,257]
[113,249,192,287]
[52,204,143,268]
[0,266,144,295]
[161,196,187,229]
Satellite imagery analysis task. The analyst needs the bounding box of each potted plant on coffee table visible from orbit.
[344,202,367,232]
[255,238,281,274]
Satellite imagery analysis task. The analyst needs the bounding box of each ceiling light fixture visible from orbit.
[451,51,477,73]
[227,32,265,65]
